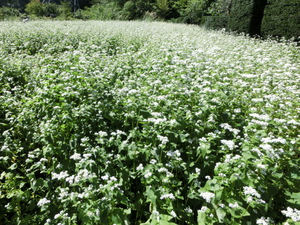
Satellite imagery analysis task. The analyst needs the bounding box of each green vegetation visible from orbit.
[202,15,228,30]
[227,0,254,34]
[0,6,21,20]
[0,20,299,225]
[261,0,300,41]
[227,0,267,36]
[0,0,299,40]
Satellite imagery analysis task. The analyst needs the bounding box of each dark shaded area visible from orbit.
[250,0,267,36]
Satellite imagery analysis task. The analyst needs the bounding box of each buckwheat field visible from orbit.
[0,21,299,224]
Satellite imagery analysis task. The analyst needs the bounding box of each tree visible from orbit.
[25,0,44,16]
[59,0,72,19]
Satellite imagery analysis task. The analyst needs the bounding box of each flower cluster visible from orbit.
[0,20,299,225]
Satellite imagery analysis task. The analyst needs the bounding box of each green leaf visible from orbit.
[197,210,206,224]
[111,208,130,225]
[216,208,226,223]
[160,214,177,225]
[287,192,300,204]
[146,186,157,204]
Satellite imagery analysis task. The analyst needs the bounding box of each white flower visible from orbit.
[282,207,300,222]
[243,186,261,198]
[150,159,157,164]
[229,202,239,208]
[221,140,235,150]
[256,217,274,225]
[101,174,109,180]
[205,175,211,180]
[148,118,167,125]
[144,170,152,178]
[185,207,193,213]
[136,163,144,171]
[200,192,215,203]
[160,193,175,200]
[110,176,117,182]
[158,167,168,173]
[37,198,50,207]
[97,131,108,137]
[260,144,273,151]
[257,164,267,169]
[66,175,74,184]
[157,135,169,145]
[52,171,69,180]
[70,153,81,160]
[219,203,225,208]
[170,210,177,217]
[199,206,208,213]
[246,196,253,203]
[167,150,181,158]
[39,158,48,163]
[234,108,241,113]
[250,113,271,121]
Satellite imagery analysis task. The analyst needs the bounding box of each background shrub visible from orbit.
[261,0,300,41]
[25,0,44,17]
[228,0,267,36]
[0,6,20,20]
[202,15,229,30]
[81,2,121,20]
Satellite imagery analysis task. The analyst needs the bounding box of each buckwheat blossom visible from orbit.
[160,193,175,200]
[157,135,169,145]
[287,119,300,126]
[150,159,157,164]
[66,175,74,184]
[52,171,69,180]
[243,186,261,198]
[200,192,215,203]
[144,170,152,178]
[185,207,193,213]
[37,198,50,207]
[136,163,144,171]
[110,176,117,182]
[259,143,273,151]
[158,167,168,173]
[229,202,239,208]
[58,188,69,200]
[256,217,274,225]
[70,153,81,160]
[167,150,181,158]
[147,117,167,125]
[251,119,269,127]
[261,137,286,144]
[250,113,271,121]
[219,203,225,208]
[282,207,300,222]
[199,206,208,213]
[96,131,108,137]
[205,175,211,180]
[221,140,235,150]
[170,210,177,217]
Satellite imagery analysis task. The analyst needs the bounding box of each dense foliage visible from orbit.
[1,0,299,41]
[1,20,300,225]
[0,0,215,21]
[261,0,300,41]
[201,15,228,30]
